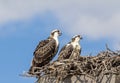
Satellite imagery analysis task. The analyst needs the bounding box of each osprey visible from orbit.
[58,35,82,60]
[28,29,61,75]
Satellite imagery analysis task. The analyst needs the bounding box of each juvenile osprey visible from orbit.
[28,29,61,75]
[58,35,82,60]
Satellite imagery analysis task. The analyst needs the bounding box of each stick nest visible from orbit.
[36,49,120,81]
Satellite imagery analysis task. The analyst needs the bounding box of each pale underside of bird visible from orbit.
[58,35,82,61]
[69,45,81,60]
[28,29,61,75]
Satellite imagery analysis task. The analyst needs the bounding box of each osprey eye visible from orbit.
[77,35,80,37]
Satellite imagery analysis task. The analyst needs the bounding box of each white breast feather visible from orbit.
[53,34,59,46]
[71,42,81,50]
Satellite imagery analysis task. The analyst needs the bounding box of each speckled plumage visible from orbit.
[58,35,82,60]
[28,29,61,75]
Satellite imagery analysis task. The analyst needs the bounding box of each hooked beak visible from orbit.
[59,31,62,36]
[80,37,83,39]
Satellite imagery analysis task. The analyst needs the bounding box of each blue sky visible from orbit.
[0,0,120,83]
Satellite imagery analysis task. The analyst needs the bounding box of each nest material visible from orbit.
[21,49,119,83]
[35,49,120,82]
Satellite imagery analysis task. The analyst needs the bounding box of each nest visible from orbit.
[20,48,120,83]
[35,49,120,82]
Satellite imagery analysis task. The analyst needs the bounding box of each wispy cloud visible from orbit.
[0,0,120,49]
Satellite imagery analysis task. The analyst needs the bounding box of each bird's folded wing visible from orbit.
[34,39,56,59]
[58,45,73,60]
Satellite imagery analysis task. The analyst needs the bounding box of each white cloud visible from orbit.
[0,0,46,23]
[67,12,120,39]
[0,0,120,49]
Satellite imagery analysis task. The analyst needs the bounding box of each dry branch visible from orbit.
[24,49,120,83]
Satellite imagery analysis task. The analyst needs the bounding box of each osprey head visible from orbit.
[72,35,82,42]
[51,29,62,37]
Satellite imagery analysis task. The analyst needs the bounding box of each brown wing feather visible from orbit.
[29,38,58,74]
[33,39,50,55]
[58,44,73,60]
[34,38,57,66]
